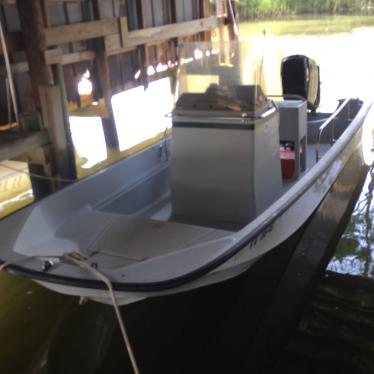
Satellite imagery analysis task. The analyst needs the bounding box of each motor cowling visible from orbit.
[281,54,320,111]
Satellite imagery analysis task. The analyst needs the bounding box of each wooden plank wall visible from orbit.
[0,0,227,197]
[0,0,218,126]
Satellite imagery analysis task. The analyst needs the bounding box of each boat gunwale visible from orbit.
[0,100,371,293]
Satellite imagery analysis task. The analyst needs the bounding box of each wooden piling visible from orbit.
[92,0,120,150]
[17,0,76,197]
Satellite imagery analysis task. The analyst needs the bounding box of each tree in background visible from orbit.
[236,0,374,19]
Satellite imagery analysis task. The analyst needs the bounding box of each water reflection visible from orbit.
[0,272,74,374]
[327,106,374,277]
[328,160,374,277]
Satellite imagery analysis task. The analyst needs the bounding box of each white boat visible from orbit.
[0,49,371,306]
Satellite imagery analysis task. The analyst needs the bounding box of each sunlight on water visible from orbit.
[239,26,374,112]
[239,14,374,37]
[327,165,374,276]
[362,109,374,165]
[0,161,33,219]
[328,120,374,277]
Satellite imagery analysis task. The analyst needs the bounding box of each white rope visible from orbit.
[63,253,140,374]
[0,253,140,374]
[0,163,76,183]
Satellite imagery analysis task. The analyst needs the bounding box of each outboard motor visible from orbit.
[281,54,320,111]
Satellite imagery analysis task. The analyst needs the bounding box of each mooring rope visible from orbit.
[62,253,140,374]
[0,253,140,374]
[0,163,76,183]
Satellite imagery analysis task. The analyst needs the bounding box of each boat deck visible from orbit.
[6,106,354,265]
[131,142,333,229]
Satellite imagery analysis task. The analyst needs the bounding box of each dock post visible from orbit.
[17,0,76,198]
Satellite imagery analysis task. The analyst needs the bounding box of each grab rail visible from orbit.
[315,98,350,162]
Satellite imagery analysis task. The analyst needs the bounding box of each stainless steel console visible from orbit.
[171,87,282,227]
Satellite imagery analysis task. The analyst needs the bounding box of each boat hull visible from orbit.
[35,102,369,305]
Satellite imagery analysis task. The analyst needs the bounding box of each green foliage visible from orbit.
[237,0,374,19]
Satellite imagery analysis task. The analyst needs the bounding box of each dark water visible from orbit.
[268,147,374,374]
[328,164,374,278]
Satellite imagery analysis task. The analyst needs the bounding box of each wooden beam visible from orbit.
[44,48,63,65]
[0,130,49,163]
[41,0,51,28]
[0,16,217,73]
[201,0,211,17]
[200,0,212,40]
[104,34,135,56]
[126,17,219,47]
[92,0,119,149]
[17,0,54,109]
[0,32,24,54]
[0,50,95,77]
[39,85,76,181]
[44,49,96,66]
[17,0,76,187]
[52,64,77,180]
[106,45,136,57]
[44,49,97,66]
[45,16,219,48]
[60,50,96,65]
[46,19,119,46]
[119,17,128,48]
[0,61,28,76]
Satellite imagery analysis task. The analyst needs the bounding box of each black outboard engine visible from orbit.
[281,54,320,111]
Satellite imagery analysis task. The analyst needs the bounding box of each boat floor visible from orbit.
[9,141,333,268]
[33,142,330,268]
[54,142,332,266]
